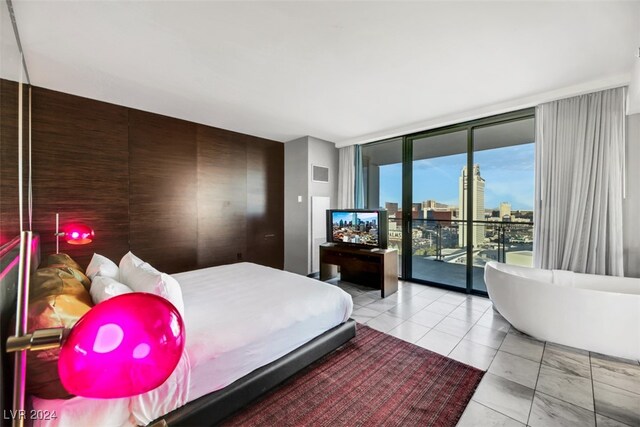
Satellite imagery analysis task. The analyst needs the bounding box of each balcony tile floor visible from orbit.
[331,279,640,427]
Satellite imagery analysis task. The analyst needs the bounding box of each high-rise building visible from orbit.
[385,202,398,216]
[500,202,511,221]
[422,199,448,210]
[422,200,436,210]
[458,164,485,247]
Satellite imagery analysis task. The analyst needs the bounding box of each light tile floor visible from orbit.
[331,279,640,427]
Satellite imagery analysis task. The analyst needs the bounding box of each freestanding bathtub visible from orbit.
[485,261,640,361]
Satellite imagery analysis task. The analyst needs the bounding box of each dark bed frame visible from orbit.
[154,319,356,426]
[0,234,356,427]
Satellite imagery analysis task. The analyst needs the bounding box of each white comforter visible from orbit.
[31,263,353,426]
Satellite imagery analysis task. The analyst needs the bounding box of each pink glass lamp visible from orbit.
[59,293,185,398]
[8,292,185,399]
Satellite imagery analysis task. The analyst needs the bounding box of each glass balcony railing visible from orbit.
[387,218,533,292]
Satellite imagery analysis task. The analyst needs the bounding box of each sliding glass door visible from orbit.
[363,109,535,295]
[409,130,467,289]
[471,119,535,292]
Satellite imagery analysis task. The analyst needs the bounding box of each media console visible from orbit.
[319,243,398,298]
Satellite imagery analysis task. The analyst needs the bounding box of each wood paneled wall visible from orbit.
[246,139,285,268]
[128,110,198,273]
[196,126,247,267]
[31,86,130,266]
[0,81,284,273]
[0,80,29,244]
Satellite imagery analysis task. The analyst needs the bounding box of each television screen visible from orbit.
[327,210,388,248]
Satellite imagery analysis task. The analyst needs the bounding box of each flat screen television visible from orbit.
[326,209,388,249]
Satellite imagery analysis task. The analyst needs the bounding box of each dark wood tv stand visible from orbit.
[319,244,398,298]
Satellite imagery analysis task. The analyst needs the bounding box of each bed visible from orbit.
[0,236,356,427]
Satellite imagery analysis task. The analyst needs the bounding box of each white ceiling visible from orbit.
[1,2,24,83]
[12,1,640,146]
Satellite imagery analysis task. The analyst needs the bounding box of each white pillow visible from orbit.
[90,276,133,305]
[119,252,185,315]
[119,251,145,275]
[86,253,119,280]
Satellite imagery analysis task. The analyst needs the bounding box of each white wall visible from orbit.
[624,113,640,277]
[308,137,339,273]
[308,137,339,209]
[284,136,339,275]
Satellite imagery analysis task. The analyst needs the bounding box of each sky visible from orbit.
[332,211,378,224]
[378,143,535,211]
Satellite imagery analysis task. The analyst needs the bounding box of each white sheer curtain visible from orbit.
[338,146,355,209]
[534,87,625,276]
[628,55,640,115]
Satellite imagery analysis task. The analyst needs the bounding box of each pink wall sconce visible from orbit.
[54,213,95,252]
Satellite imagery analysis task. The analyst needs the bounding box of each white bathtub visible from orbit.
[485,261,640,361]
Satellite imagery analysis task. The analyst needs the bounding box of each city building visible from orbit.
[458,164,485,247]
[385,202,398,216]
[421,200,447,210]
[422,200,437,210]
[426,210,453,226]
[396,208,421,220]
[500,202,512,221]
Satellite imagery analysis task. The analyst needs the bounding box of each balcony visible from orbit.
[388,218,534,292]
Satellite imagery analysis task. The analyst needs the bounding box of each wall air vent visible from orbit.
[312,165,329,183]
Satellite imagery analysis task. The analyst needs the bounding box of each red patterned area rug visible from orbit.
[222,324,484,427]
